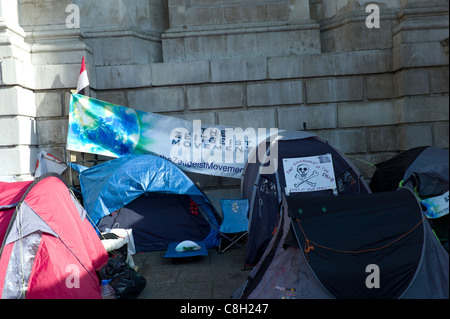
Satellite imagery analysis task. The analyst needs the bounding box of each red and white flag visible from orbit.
[35,151,67,178]
[76,56,90,96]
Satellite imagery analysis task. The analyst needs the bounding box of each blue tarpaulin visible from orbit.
[70,155,221,250]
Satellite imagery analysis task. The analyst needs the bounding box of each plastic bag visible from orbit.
[104,228,136,255]
[100,256,146,299]
[101,231,135,268]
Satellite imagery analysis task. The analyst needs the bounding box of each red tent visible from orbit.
[0,174,108,299]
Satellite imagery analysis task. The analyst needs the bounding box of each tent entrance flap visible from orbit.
[98,193,211,252]
[287,189,424,299]
[77,155,222,251]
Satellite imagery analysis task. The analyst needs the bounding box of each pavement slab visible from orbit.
[133,247,250,299]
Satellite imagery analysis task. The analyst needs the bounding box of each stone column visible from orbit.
[0,0,37,181]
[16,0,91,171]
[19,0,93,90]
[162,0,321,62]
[77,0,167,67]
[316,0,400,53]
[393,0,449,150]
[82,0,168,94]
[17,0,168,170]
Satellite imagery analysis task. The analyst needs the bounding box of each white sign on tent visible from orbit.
[283,154,337,194]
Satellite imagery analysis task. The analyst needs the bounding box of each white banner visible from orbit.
[421,191,449,219]
[67,94,278,179]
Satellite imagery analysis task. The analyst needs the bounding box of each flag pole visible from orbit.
[68,56,90,190]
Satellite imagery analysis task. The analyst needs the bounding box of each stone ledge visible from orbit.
[397,0,449,21]
[338,101,398,128]
[442,38,449,54]
[128,86,185,113]
[33,63,83,90]
[314,129,367,153]
[393,42,449,71]
[367,126,398,152]
[432,122,449,149]
[93,49,393,90]
[395,95,449,123]
[96,64,152,90]
[394,68,430,97]
[211,57,267,83]
[36,118,68,145]
[162,21,321,62]
[187,84,244,110]
[0,146,38,177]
[0,116,37,146]
[247,80,303,107]
[35,92,64,117]
[217,108,276,129]
[306,77,364,104]
[397,124,433,150]
[269,49,392,79]
[152,61,209,86]
[0,59,35,89]
[277,104,337,131]
[0,86,36,117]
[163,20,320,38]
[365,74,395,100]
[319,6,398,31]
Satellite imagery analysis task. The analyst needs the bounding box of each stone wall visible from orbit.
[0,0,448,191]
[0,0,36,180]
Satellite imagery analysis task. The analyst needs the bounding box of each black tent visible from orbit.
[233,189,449,299]
[370,146,448,196]
[241,131,371,268]
[370,146,449,249]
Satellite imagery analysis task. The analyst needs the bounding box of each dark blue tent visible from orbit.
[233,189,449,299]
[241,131,371,268]
[71,155,221,252]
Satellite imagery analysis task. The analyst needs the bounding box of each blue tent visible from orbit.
[71,155,221,252]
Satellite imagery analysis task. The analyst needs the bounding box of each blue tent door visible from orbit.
[98,193,212,252]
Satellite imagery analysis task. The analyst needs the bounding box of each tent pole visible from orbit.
[67,149,73,189]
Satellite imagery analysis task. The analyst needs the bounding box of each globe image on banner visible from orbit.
[68,95,140,158]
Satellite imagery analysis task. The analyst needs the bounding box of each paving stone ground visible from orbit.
[133,247,250,299]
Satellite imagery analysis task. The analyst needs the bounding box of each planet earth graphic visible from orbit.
[69,102,140,157]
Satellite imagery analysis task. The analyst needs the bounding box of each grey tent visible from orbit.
[233,189,449,299]
[241,130,371,268]
[370,146,449,249]
[370,146,448,197]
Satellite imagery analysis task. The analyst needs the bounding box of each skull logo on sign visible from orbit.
[294,164,319,188]
[297,164,309,179]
